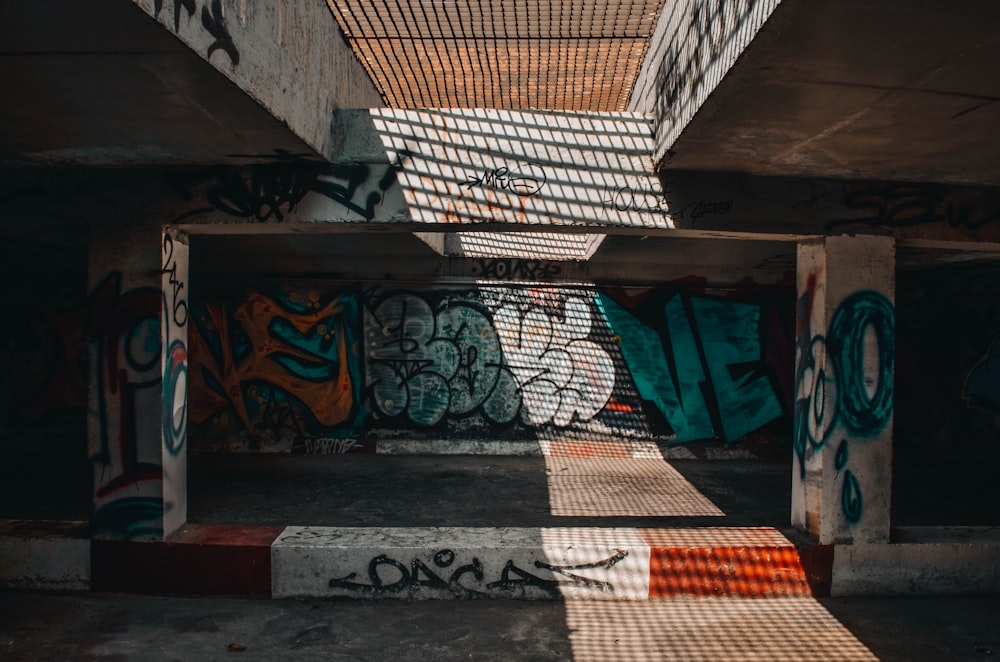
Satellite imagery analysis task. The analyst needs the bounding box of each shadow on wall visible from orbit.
[186,278,795,453]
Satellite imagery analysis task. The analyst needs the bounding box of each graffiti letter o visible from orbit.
[828,290,894,435]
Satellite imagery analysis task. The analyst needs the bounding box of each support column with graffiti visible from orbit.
[87,222,189,541]
[793,235,895,544]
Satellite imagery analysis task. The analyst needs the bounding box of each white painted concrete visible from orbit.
[272,526,651,600]
[370,109,668,229]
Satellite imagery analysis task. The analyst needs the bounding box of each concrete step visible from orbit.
[5,521,1000,599]
[271,526,827,600]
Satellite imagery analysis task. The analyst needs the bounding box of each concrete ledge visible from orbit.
[0,520,90,591]
[91,524,283,597]
[272,526,652,600]
[831,527,1000,596]
[3,520,997,599]
[272,526,825,600]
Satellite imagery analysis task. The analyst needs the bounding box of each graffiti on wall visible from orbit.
[187,282,791,446]
[364,291,521,427]
[87,272,164,538]
[827,184,1000,232]
[491,291,615,427]
[598,289,787,443]
[170,158,399,224]
[153,0,239,65]
[464,163,547,197]
[189,285,365,444]
[364,288,619,431]
[794,276,895,524]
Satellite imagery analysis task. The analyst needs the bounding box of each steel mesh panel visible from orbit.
[327,0,665,110]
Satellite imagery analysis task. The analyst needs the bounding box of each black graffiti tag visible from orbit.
[328,549,628,598]
[473,258,562,280]
[465,164,547,197]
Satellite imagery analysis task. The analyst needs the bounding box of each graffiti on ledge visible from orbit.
[327,548,629,598]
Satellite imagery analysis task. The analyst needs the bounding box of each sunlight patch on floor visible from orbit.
[544,456,725,517]
[564,597,878,661]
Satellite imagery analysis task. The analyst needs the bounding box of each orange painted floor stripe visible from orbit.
[647,546,814,598]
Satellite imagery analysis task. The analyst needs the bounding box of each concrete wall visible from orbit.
[187,279,794,453]
[131,0,384,160]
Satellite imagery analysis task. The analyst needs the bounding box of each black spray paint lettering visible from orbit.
[153,0,239,66]
[161,234,188,328]
[684,199,734,222]
[154,0,196,32]
[474,259,562,280]
[171,160,399,223]
[465,164,547,196]
[605,181,670,214]
[328,548,628,598]
[202,0,239,66]
[828,184,1000,231]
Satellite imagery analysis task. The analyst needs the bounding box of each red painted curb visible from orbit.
[91,525,283,597]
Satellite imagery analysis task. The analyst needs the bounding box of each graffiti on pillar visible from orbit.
[87,272,164,538]
[161,235,188,457]
[597,290,787,443]
[794,280,895,524]
[153,0,239,66]
[188,286,365,446]
[170,159,399,224]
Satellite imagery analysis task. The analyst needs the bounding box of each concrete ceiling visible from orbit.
[0,1,320,166]
[660,0,1000,187]
[3,0,997,192]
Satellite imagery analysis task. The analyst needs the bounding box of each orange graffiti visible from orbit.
[189,292,355,434]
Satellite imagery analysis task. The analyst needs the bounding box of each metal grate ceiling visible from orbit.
[326,0,665,110]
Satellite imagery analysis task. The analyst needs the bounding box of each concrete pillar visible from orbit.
[792,235,895,544]
[87,221,189,541]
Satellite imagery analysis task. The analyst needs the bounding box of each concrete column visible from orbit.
[87,221,189,541]
[793,235,895,544]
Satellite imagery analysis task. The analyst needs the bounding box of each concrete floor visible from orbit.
[1,447,995,530]
[187,454,791,529]
[1,590,998,661]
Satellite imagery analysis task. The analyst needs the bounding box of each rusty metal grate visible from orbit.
[326,0,665,110]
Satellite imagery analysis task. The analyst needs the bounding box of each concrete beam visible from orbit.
[628,0,782,165]
[0,1,382,166]
[131,0,384,159]
[656,0,1000,186]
